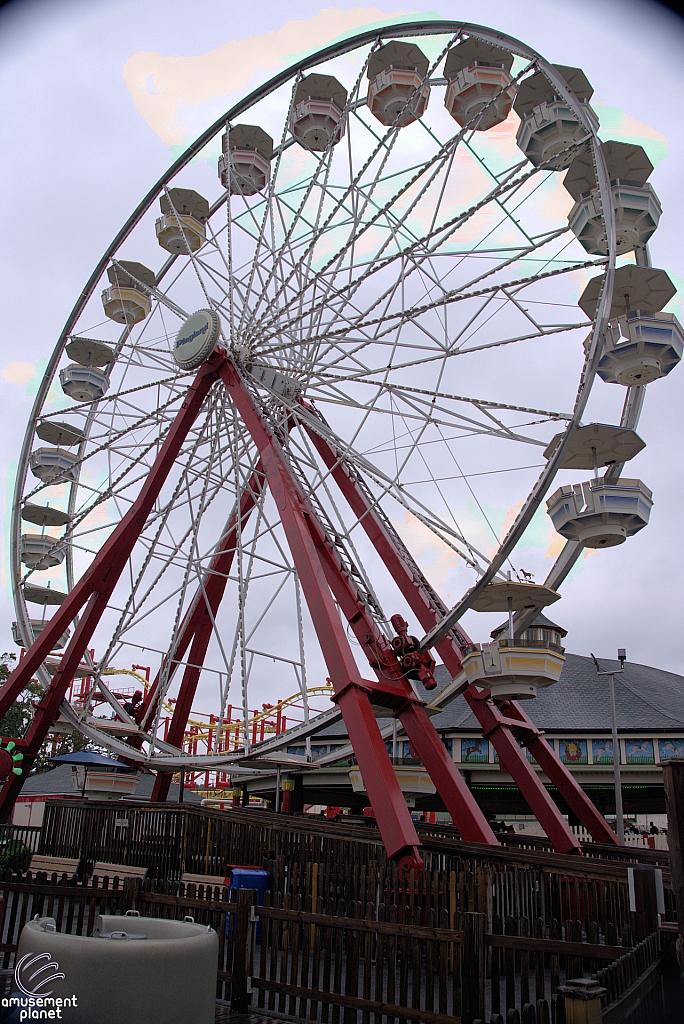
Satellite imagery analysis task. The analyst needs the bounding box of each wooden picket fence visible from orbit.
[7,804,674,1021]
[0,868,664,1024]
[595,931,660,1015]
[38,801,671,883]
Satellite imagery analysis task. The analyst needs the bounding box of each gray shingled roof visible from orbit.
[307,654,684,739]
[20,763,201,802]
[491,611,568,639]
[428,655,684,732]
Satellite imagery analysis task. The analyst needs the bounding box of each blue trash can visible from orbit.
[226,867,269,937]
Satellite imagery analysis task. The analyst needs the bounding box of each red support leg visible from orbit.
[301,483,498,846]
[396,700,498,844]
[139,462,266,734]
[500,701,619,846]
[150,618,213,803]
[148,463,267,800]
[0,358,221,821]
[220,361,423,868]
[303,419,614,851]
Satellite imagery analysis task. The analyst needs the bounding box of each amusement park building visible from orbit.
[243,617,684,820]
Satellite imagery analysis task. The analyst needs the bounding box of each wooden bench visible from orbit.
[180,872,227,888]
[29,855,80,879]
[92,862,148,884]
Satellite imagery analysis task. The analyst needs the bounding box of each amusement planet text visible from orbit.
[2,994,78,1020]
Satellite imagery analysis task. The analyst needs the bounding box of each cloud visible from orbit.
[123,6,410,148]
[2,362,36,386]
[594,104,668,167]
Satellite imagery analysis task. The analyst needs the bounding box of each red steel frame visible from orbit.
[0,357,222,819]
[143,462,268,801]
[302,415,620,852]
[0,349,619,858]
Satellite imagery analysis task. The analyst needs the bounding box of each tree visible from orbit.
[0,653,42,737]
[0,651,88,774]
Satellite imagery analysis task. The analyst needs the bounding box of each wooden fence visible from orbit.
[0,868,665,1024]
[39,802,671,880]
[0,824,41,871]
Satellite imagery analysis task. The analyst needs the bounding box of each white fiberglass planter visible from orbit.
[15,915,218,1024]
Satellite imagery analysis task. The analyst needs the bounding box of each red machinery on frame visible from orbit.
[0,348,619,865]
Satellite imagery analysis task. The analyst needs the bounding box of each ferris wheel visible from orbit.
[2,21,681,864]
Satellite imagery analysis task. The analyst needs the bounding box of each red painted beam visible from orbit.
[0,358,221,820]
[302,415,471,660]
[396,699,500,845]
[141,472,267,801]
[139,462,266,734]
[498,700,620,846]
[150,620,213,802]
[301,487,498,846]
[149,464,266,800]
[220,361,423,869]
[301,419,604,853]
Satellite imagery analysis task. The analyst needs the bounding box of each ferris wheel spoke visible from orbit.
[241,55,394,332]
[292,400,497,575]
[256,146,554,344]
[306,371,570,421]
[251,37,469,336]
[286,428,390,621]
[253,247,587,364]
[90,402,230,677]
[285,256,604,354]
[305,383,552,446]
[11,23,633,800]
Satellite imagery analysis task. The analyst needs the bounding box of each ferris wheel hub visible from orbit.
[173,309,221,370]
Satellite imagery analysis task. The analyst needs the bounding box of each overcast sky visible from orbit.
[1,0,683,692]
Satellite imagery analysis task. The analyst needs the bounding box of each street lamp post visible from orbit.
[591,649,627,843]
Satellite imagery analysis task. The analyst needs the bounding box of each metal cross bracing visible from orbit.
[0,358,223,816]
[297,406,619,853]
[0,351,619,861]
[7,22,640,864]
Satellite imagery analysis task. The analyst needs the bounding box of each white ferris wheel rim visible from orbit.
[11,20,617,770]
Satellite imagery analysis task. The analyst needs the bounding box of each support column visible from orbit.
[149,463,267,799]
[0,358,221,820]
[139,462,266,734]
[303,419,600,853]
[220,361,422,869]
[397,700,498,845]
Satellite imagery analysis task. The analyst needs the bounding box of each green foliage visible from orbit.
[0,653,42,739]
[0,651,88,775]
[31,729,88,775]
[0,838,31,871]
